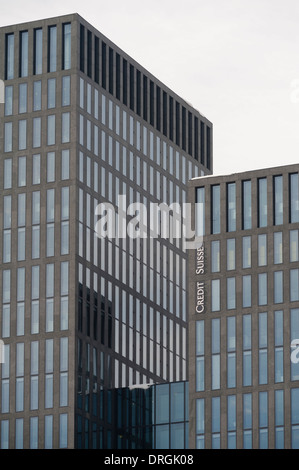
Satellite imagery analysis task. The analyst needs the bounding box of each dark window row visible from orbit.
[79,24,211,168]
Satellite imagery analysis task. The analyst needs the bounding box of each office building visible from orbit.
[0,13,213,448]
[188,164,299,449]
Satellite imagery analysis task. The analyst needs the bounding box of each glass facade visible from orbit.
[0,14,212,450]
[191,166,299,449]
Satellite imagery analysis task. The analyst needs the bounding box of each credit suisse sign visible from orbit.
[195,245,205,314]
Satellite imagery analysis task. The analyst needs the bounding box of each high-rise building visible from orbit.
[188,164,299,449]
[0,14,213,448]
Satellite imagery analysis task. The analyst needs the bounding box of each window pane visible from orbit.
[227,239,235,270]
[258,273,267,306]
[20,31,28,77]
[258,178,267,227]
[48,78,56,109]
[258,234,267,266]
[18,119,27,150]
[48,26,57,72]
[212,185,220,234]
[5,86,13,116]
[243,275,251,308]
[211,279,220,311]
[227,182,236,231]
[63,23,71,70]
[242,236,251,268]
[62,112,70,143]
[290,173,299,223]
[211,241,220,272]
[274,232,283,264]
[290,230,299,262]
[227,278,236,310]
[47,115,55,145]
[33,81,42,111]
[274,175,283,225]
[61,150,70,180]
[4,122,12,152]
[62,76,70,106]
[6,33,14,80]
[274,271,283,304]
[34,28,43,74]
[33,118,41,148]
[242,180,251,229]
[19,83,27,113]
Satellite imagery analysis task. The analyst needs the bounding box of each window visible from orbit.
[258,234,267,266]
[48,26,57,72]
[3,158,12,189]
[212,319,220,390]
[47,115,55,145]
[211,185,220,234]
[227,183,236,231]
[227,239,236,270]
[290,173,299,223]
[274,175,283,225]
[274,311,284,383]
[243,315,252,387]
[32,154,41,185]
[5,33,14,80]
[63,23,71,70]
[227,278,236,310]
[290,270,299,302]
[227,395,236,448]
[20,31,28,77]
[62,76,70,106]
[274,272,283,304]
[19,83,27,114]
[61,150,69,180]
[211,279,220,312]
[18,120,27,150]
[242,236,251,268]
[258,273,267,306]
[34,28,43,74]
[4,122,12,152]
[291,389,299,448]
[242,180,252,229]
[290,230,299,262]
[275,390,284,448]
[243,275,251,308]
[259,392,268,448]
[48,78,56,109]
[18,156,26,187]
[196,187,205,237]
[274,232,283,264]
[227,317,236,388]
[196,321,204,392]
[258,178,267,227]
[33,81,42,111]
[259,313,268,385]
[62,112,70,143]
[5,86,13,115]
[33,118,41,148]
[211,241,220,272]
[196,399,205,449]
[243,394,252,448]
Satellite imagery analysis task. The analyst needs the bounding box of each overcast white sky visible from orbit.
[2,0,299,175]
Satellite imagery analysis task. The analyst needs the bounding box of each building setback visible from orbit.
[0,14,212,448]
[188,164,299,449]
